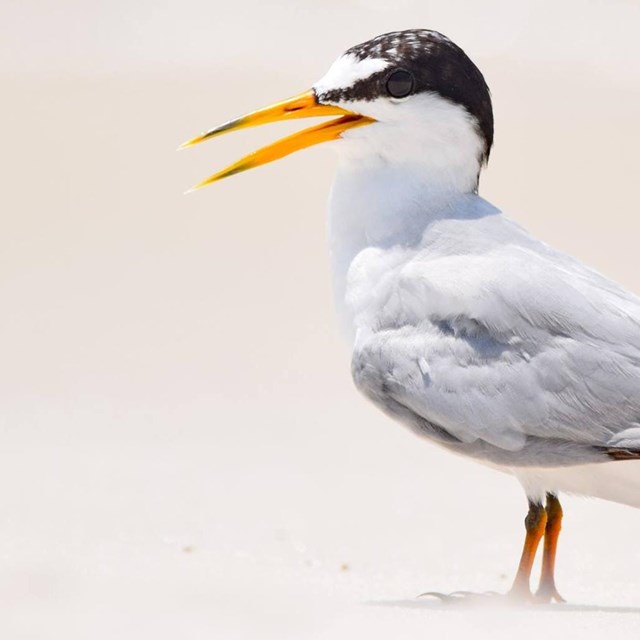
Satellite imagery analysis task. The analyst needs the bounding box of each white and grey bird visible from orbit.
[181,29,640,602]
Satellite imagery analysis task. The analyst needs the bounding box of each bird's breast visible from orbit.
[327,164,485,340]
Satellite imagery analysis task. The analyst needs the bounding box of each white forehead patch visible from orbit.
[313,53,389,95]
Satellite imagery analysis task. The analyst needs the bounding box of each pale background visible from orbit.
[2,0,640,638]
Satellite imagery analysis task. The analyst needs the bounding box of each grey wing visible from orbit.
[351,246,640,465]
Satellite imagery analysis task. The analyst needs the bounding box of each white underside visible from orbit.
[500,461,640,507]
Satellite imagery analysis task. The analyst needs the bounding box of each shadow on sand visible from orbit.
[369,598,640,615]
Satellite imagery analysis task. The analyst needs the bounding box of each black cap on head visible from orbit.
[318,30,494,163]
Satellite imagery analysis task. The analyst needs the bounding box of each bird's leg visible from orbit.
[509,499,547,600]
[535,493,565,603]
[419,497,561,604]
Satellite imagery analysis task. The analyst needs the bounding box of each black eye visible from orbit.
[385,70,414,98]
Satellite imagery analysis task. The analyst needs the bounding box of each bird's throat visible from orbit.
[327,161,477,335]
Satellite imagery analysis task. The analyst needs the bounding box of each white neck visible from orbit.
[327,160,482,322]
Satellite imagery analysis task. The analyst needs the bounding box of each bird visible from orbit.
[181,29,640,603]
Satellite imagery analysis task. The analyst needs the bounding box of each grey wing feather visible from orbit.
[352,244,640,464]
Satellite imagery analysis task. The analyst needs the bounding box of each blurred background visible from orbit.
[2,0,640,638]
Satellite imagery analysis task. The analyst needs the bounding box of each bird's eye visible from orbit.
[385,70,415,98]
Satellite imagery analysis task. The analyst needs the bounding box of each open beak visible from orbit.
[180,90,374,192]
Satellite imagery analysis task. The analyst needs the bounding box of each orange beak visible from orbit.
[180,90,374,192]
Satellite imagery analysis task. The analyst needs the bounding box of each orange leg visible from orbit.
[509,499,547,600]
[535,493,565,602]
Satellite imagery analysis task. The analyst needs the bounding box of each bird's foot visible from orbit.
[417,590,502,605]
[418,585,565,606]
[506,582,536,604]
[505,582,566,605]
[534,583,566,604]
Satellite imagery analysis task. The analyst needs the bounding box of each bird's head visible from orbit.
[182,29,493,194]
